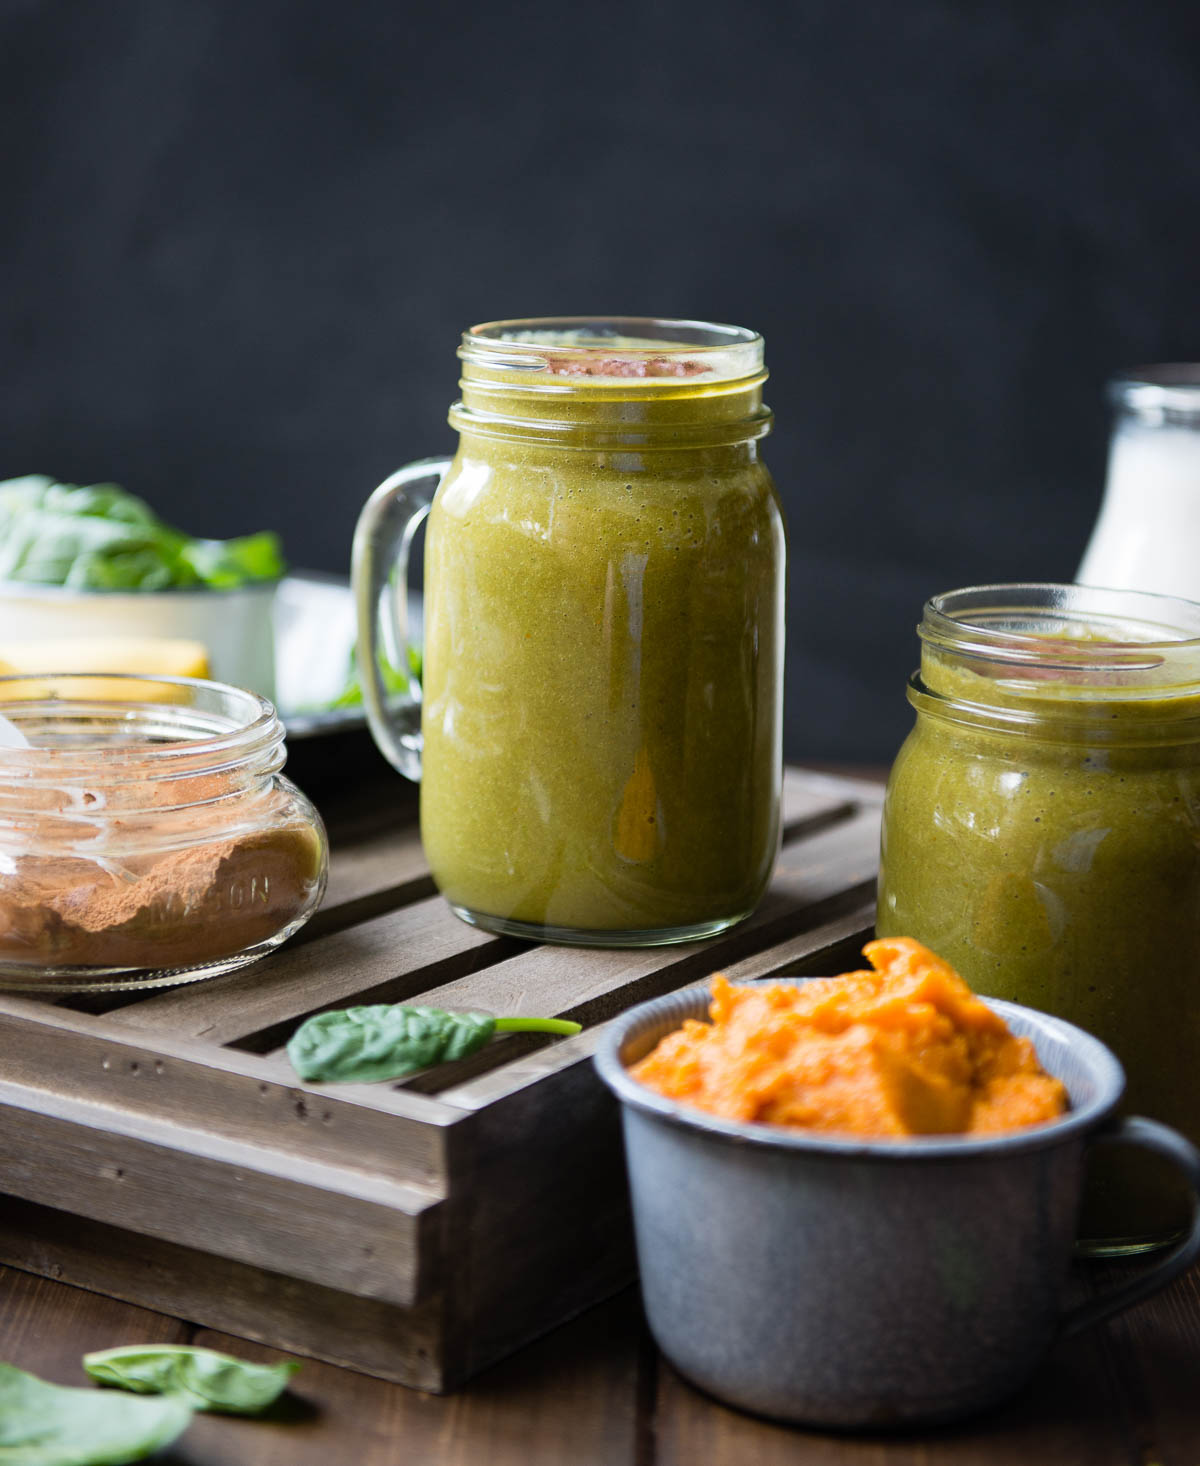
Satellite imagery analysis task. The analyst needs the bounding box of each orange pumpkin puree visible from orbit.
[631,938,1068,1137]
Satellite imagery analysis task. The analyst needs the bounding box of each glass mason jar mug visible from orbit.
[353,317,785,946]
[0,674,328,990]
[877,584,1200,1253]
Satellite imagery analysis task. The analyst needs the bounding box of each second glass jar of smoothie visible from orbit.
[877,584,1200,1252]
[354,318,785,946]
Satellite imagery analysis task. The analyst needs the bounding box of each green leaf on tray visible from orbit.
[0,1359,192,1465]
[0,475,285,591]
[83,1344,299,1416]
[287,1004,583,1083]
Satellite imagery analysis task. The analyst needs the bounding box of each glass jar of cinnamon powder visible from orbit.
[0,673,328,990]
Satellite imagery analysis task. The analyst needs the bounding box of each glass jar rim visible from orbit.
[921,583,1200,669]
[459,315,764,382]
[452,316,771,448]
[0,673,282,782]
[1110,365,1200,420]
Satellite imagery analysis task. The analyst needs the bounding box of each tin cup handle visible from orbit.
[351,457,451,781]
[1059,1116,1200,1338]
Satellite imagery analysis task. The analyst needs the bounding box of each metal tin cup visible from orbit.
[594,985,1200,1428]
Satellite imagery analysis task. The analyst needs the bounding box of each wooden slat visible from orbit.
[439,1032,638,1382]
[272,765,857,948]
[437,900,878,1114]
[422,803,878,1028]
[389,802,880,1095]
[105,769,866,1050]
[305,819,434,938]
[0,995,459,1182]
[110,893,520,1043]
[304,765,857,931]
[782,765,885,807]
[224,814,877,1102]
[0,1078,440,1307]
[714,899,876,982]
[779,766,862,831]
[0,1196,449,1391]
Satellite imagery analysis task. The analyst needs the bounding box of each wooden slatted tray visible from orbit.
[0,767,882,1390]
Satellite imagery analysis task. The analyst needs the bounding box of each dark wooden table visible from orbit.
[2,753,1197,1462]
[3,1259,1198,1463]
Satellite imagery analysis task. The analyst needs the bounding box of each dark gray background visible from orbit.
[3,0,1198,761]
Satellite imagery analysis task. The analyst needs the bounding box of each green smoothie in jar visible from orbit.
[877,584,1200,1251]
[354,319,785,946]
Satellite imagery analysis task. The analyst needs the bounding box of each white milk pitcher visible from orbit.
[1078,367,1200,602]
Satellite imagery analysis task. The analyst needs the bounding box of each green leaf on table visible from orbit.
[0,1359,191,1464]
[0,476,284,590]
[83,1344,299,1415]
[287,1004,582,1083]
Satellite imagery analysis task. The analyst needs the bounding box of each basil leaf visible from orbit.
[288,1004,497,1082]
[0,478,284,590]
[82,1345,299,1416]
[0,1360,191,1464]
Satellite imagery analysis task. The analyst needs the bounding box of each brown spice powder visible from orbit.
[0,772,324,976]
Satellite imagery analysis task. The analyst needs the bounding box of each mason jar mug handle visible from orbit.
[351,457,451,781]
[1058,1116,1200,1338]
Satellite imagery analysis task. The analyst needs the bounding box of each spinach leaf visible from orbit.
[329,644,422,710]
[0,476,284,591]
[83,1345,299,1415]
[175,532,285,590]
[0,1360,191,1464]
[287,1004,582,1083]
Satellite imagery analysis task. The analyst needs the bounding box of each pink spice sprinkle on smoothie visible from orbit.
[542,355,711,378]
